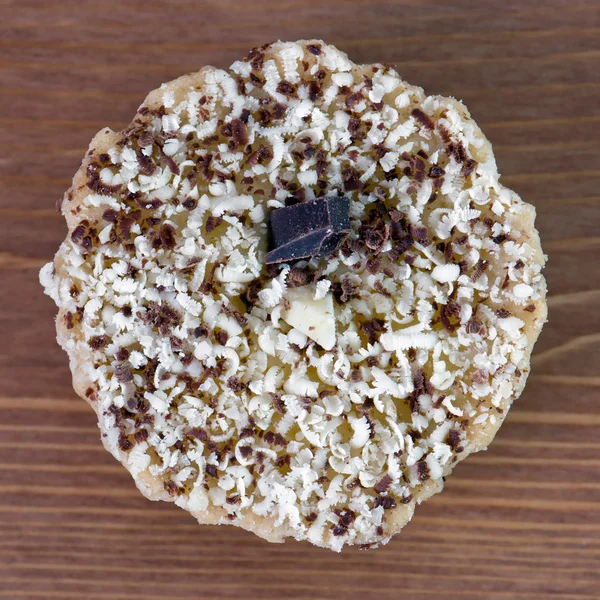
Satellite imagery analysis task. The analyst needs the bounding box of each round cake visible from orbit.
[40,40,547,551]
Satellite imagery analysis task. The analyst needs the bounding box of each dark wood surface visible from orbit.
[1,1,599,598]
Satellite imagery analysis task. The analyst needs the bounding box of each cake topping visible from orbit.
[40,39,546,552]
[265,196,350,264]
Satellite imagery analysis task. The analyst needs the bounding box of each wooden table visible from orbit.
[1,1,599,598]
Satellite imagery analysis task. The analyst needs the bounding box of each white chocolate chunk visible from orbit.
[281,286,336,350]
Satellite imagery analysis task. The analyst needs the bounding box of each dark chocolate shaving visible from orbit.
[411,108,434,130]
[230,118,249,149]
[428,165,445,178]
[114,362,133,383]
[408,224,432,247]
[159,223,176,249]
[89,335,108,350]
[472,259,488,281]
[373,495,396,510]
[287,266,314,288]
[374,475,392,494]
[332,277,360,304]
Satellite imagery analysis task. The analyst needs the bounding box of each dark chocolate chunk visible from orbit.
[265,196,350,264]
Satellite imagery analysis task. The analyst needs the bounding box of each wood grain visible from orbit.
[1,0,599,597]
